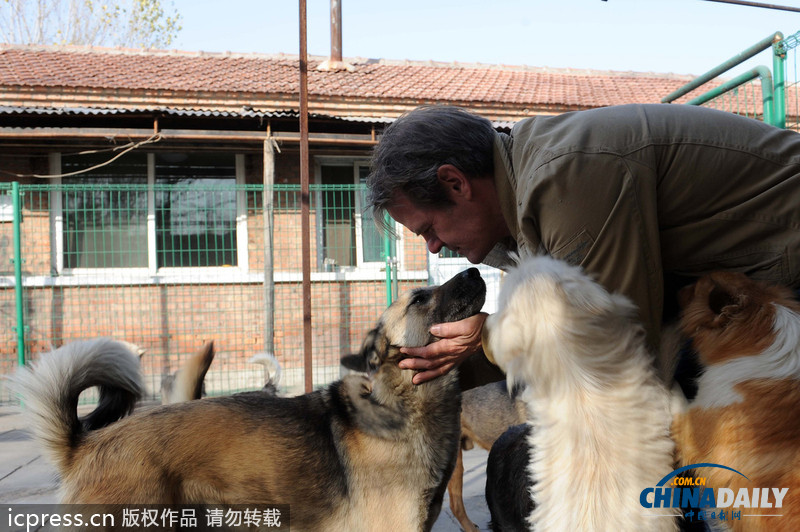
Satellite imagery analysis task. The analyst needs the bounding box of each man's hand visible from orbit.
[399,312,488,384]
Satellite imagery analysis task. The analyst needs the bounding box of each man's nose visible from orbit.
[426,237,444,254]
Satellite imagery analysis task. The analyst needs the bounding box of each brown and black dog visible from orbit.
[13,268,486,532]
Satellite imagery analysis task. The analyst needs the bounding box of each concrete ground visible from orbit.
[0,404,493,531]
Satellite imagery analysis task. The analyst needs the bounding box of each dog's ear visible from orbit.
[340,353,366,372]
[341,326,384,372]
[708,281,747,327]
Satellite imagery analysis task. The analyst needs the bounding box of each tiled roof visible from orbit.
[0,45,717,119]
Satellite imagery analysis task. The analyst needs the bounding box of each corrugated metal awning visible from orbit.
[0,105,395,123]
[0,105,511,129]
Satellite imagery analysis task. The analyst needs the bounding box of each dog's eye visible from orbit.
[367,352,380,373]
[410,291,430,306]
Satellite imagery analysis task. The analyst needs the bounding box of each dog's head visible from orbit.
[678,272,800,366]
[484,255,641,388]
[342,267,486,375]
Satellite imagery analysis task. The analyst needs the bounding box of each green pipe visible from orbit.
[772,39,787,129]
[383,213,393,307]
[12,182,25,366]
[686,66,775,126]
[662,32,783,104]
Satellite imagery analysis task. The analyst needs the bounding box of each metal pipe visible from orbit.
[12,181,25,366]
[299,0,313,394]
[331,0,343,63]
[773,37,787,128]
[0,128,378,145]
[685,66,775,125]
[662,32,783,103]
[384,213,393,307]
[263,139,276,366]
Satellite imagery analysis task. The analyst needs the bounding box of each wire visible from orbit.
[0,133,163,179]
[701,0,800,13]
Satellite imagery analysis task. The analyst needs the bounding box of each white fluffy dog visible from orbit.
[483,255,677,531]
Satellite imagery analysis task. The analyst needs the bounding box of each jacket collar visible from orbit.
[484,132,519,270]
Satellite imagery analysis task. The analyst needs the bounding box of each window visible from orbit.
[316,159,395,271]
[56,151,246,273]
[61,153,149,269]
[155,153,238,268]
[438,247,462,259]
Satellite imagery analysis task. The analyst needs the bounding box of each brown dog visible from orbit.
[673,272,800,532]
[13,268,486,532]
[447,380,526,532]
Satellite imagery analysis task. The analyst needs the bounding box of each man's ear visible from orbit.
[436,164,472,200]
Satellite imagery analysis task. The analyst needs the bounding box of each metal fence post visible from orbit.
[384,213,394,307]
[773,36,788,129]
[12,181,25,366]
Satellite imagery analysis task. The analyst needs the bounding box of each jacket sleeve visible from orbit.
[516,151,666,361]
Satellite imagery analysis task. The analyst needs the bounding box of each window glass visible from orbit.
[319,165,356,268]
[61,151,239,269]
[155,153,238,268]
[358,165,394,263]
[61,152,148,268]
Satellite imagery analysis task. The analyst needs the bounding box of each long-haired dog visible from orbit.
[672,272,800,532]
[12,268,486,532]
[482,255,677,531]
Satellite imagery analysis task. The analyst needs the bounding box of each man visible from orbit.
[367,104,800,385]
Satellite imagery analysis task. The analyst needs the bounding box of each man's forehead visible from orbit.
[386,191,432,230]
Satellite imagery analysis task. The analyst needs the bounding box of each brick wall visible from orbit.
[0,150,434,402]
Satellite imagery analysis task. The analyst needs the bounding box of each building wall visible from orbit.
[0,148,433,401]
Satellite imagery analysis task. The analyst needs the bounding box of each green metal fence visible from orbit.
[778,31,800,131]
[1,181,424,403]
[664,30,800,130]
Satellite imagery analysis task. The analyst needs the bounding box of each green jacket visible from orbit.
[485,103,800,380]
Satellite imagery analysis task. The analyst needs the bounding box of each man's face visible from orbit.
[386,189,497,264]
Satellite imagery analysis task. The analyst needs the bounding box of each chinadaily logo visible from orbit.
[640,463,789,524]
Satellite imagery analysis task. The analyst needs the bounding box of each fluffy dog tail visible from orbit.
[248,351,282,394]
[160,341,215,404]
[11,338,144,472]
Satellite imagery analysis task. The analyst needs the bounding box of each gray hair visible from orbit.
[366,106,496,232]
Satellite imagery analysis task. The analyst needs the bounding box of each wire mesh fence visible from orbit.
[0,181,433,403]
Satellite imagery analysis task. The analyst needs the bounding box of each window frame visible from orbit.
[313,156,402,272]
[50,152,249,278]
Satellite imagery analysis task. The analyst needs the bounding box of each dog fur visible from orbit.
[12,268,486,532]
[672,272,800,532]
[160,345,282,405]
[160,341,215,404]
[483,255,677,531]
[447,380,526,532]
[486,423,535,532]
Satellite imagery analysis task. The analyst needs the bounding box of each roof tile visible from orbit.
[0,45,706,108]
